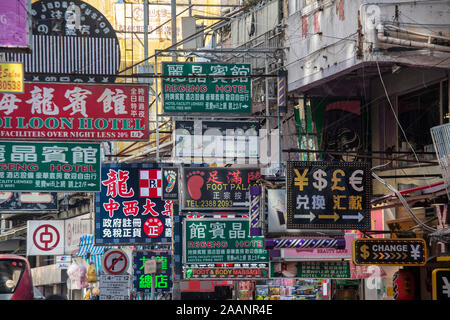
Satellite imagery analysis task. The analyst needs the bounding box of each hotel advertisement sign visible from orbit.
[0,141,100,192]
[162,62,251,114]
[0,82,149,141]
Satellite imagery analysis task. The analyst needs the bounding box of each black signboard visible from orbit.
[432,268,450,300]
[161,167,179,200]
[132,251,172,293]
[0,192,58,211]
[286,161,371,230]
[353,238,427,266]
[181,167,261,212]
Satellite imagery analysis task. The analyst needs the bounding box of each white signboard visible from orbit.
[64,214,91,255]
[27,220,65,256]
[56,255,72,269]
[99,274,131,300]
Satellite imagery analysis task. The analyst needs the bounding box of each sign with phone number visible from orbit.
[0,63,23,93]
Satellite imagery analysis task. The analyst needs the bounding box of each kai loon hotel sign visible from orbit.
[0,82,149,141]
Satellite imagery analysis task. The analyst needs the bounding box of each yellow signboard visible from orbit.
[0,62,24,93]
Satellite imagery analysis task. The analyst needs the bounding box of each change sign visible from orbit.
[0,141,100,192]
[353,238,427,266]
[286,161,371,230]
[162,62,252,114]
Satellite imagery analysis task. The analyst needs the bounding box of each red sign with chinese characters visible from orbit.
[0,82,149,141]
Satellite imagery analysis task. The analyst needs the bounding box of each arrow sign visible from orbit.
[342,212,365,222]
[318,212,340,222]
[293,211,316,222]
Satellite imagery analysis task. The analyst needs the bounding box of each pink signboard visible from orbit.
[0,0,29,48]
[282,233,356,260]
[0,82,149,141]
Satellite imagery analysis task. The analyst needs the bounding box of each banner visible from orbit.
[162,62,252,114]
[0,141,100,192]
[95,163,176,246]
[0,82,148,141]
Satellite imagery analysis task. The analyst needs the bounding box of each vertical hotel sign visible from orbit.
[162,62,252,114]
[0,83,148,141]
[0,141,100,192]
[286,161,371,230]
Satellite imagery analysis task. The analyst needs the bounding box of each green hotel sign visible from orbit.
[162,62,252,114]
[183,219,268,264]
[0,141,101,192]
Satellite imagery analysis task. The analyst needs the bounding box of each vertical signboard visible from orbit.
[161,167,179,200]
[133,251,172,293]
[432,269,450,300]
[162,62,252,114]
[64,214,91,255]
[0,141,100,192]
[27,220,65,256]
[181,167,261,212]
[0,83,149,141]
[95,163,176,245]
[0,0,29,48]
[286,161,371,230]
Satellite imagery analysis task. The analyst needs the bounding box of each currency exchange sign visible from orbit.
[183,219,268,264]
[95,163,176,246]
[286,161,371,230]
[0,141,100,192]
[353,238,427,266]
[0,82,148,141]
[162,62,252,114]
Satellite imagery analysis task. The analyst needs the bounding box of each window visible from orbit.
[0,259,26,294]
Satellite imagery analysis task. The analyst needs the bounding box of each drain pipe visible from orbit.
[377,24,450,53]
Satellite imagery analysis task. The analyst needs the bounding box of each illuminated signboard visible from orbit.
[133,251,172,293]
[181,167,261,212]
[95,163,176,245]
[286,161,371,230]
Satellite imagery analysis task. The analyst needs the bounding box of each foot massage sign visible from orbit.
[180,167,261,212]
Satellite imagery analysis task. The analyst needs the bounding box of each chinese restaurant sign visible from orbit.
[183,219,269,264]
[353,238,427,266]
[162,62,252,114]
[286,161,371,230]
[0,82,148,141]
[95,163,176,245]
[181,167,261,212]
[0,141,100,192]
[132,251,172,293]
[0,63,24,94]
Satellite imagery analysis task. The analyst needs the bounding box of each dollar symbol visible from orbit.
[360,244,370,260]
[312,169,328,191]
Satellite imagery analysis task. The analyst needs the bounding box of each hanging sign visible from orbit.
[432,268,450,300]
[162,62,252,114]
[0,0,29,48]
[353,238,427,266]
[0,141,100,192]
[0,82,148,141]
[132,251,172,293]
[27,220,65,256]
[270,261,351,279]
[286,161,371,230]
[0,63,24,94]
[95,163,176,246]
[181,167,261,212]
[161,167,179,200]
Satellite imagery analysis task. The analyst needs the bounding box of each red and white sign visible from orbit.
[0,82,149,141]
[27,220,65,256]
[143,217,164,238]
[139,169,162,197]
[102,249,129,275]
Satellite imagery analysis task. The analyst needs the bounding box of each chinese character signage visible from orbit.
[0,82,148,141]
[174,120,260,161]
[0,141,100,192]
[132,251,172,293]
[181,167,261,211]
[353,238,427,266]
[0,0,29,48]
[184,265,269,280]
[0,63,24,94]
[162,62,252,114]
[271,261,351,279]
[95,164,176,245]
[183,219,268,264]
[286,161,371,230]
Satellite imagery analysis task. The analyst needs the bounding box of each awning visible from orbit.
[76,234,111,275]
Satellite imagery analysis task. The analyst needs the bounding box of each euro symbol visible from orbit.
[360,244,370,260]
[350,170,364,192]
